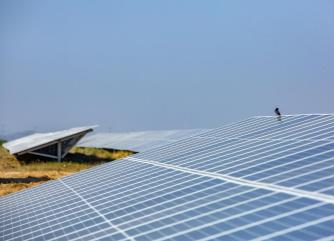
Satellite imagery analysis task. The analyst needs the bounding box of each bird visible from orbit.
[274,107,282,121]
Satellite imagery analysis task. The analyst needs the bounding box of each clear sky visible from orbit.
[1,0,333,134]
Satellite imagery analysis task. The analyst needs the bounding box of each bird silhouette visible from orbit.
[274,107,282,121]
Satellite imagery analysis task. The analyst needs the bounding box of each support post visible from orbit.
[57,141,62,162]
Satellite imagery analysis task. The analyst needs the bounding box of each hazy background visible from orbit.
[1,0,333,134]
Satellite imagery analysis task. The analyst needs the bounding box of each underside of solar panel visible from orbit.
[1,114,334,241]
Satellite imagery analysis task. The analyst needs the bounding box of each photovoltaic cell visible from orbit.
[1,114,334,241]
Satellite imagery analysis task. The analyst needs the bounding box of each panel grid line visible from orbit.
[249,215,334,241]
[58,180,134,241]
[193,203,329,241]
[128,157,334,204]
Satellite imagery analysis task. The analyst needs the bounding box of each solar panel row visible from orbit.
[78,129,209,152]
[1,114,333,241]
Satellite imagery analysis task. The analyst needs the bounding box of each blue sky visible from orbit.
[1,0,333,133]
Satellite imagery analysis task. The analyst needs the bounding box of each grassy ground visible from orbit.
[0,144,134,196]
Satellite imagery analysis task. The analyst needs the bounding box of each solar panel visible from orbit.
[1,114,333,241]
[3,126,96,160]
[78,129,209,152]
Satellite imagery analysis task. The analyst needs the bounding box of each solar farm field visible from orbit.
[1,114,333,241]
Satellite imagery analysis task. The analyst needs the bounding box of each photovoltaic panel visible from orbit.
[77,129,209,152]
[3,126,96,155]
[1,114,334,241]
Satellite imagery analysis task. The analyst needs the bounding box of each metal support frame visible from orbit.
[57,141,62,162]
[20,130,92,161]
[27,142,62,161]
[61,134,84,159]
[27,151,58,159]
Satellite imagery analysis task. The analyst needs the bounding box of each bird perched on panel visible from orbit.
[275,107,282,121]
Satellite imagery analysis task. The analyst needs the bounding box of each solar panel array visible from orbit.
[1,114,334,241]
[77,129,209,152]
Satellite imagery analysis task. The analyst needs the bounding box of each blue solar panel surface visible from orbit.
[1,114,334,241]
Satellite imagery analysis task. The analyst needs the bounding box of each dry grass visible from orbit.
[0,145,134,196]
[70,146,133,161]
[0,145,21,170]
[0,183,42,196]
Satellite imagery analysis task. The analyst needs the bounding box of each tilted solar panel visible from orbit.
[1,114,333,241]
[4,126,96,155]
[77,129,209,152]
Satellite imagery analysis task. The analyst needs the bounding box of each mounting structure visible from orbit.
[3,126,96,161]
